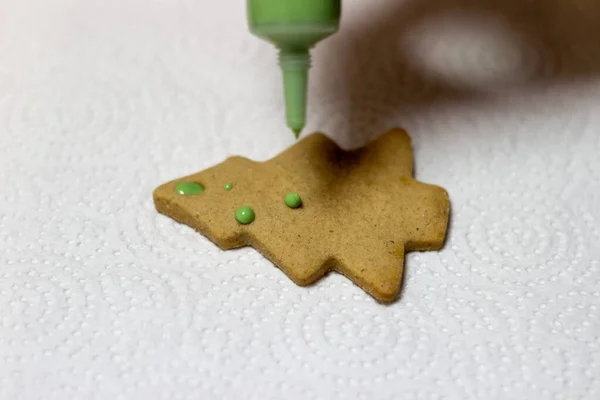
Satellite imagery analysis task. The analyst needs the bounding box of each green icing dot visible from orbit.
[235,206,255,224]
[284,192,302,208]
[175,182,204,196]
[224,183,233,191]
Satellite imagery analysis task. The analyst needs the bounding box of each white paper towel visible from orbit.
[1,0,599,399]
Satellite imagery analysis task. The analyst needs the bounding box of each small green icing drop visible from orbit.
[235,206,255,224]
[284,192,302,209]
[175,182,204,196]
[224,183,233,191]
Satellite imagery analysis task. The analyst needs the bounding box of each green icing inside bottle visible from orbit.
[247,0,341,137]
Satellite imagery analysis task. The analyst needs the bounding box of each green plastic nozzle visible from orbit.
[247,0,341,137]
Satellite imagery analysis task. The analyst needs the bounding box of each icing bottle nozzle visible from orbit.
[247,0,341,138]
[280,50,309,138]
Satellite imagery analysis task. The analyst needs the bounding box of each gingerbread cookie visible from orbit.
[153,128,450,302]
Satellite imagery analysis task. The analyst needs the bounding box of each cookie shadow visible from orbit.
[313,0,600,147]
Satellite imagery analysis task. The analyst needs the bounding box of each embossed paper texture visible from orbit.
[1,0,599,399]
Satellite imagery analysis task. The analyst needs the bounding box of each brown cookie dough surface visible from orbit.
[153,128,450,302]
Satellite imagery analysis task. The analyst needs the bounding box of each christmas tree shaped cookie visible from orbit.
[153,128,450,302]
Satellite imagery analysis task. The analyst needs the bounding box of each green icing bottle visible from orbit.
[247,0,341,137]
